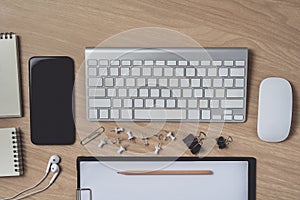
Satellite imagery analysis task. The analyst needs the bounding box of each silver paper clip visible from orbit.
[80,126,105,145]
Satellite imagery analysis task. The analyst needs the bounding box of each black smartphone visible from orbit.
[29,56,75,145]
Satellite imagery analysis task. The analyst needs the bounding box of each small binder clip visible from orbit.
[216,136,233,149]
[117,146,127,154]
[80,127,105,145]
[98,139,107,148]
[166,131,176,141]
[111,127,124,134]
[154,143,162,155]
[141,135,149,146]
[126,131,135,141]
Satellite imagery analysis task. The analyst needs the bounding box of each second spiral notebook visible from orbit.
[0,128,23,177]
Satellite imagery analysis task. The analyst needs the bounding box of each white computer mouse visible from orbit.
[257,77,293,142]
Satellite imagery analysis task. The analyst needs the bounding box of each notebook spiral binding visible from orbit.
[11,129,23,174]
[0,32,14,39]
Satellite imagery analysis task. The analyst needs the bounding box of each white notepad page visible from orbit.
[0,128,22,177]
[0,33,22,117]
[79,161,248,200]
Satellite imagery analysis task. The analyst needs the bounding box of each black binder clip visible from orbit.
[216,136,233,149]
[183,132,206,155]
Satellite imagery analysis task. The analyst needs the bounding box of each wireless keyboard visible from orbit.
[85,48,248,122]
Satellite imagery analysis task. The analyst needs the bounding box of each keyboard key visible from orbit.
[155,60,165,65]
[121,60,131,66]
[128,89,138,97]
[99,59,109,66]
[98,68,108,76]
[219,68,228,76]
[234,115,244,120]
[145,99,154,107]
[201,60,210,66]
[133,60,142,66]
[118,88,127,97]
[88,68,97,76]
[104,78,114,87]
[180,79,190,87]
[159,79,168,87]
[171,89,181,97]
[197,68,206,76]
[169,79,179,87]
[205,89,214,98]
[212,115,221,120]
[221,100,244,108]
[148,79,157,87]
[151,89,160,97]
[167,60,176,66]
[224,115,233,120]
[89,89,105,97]
[213,79,223,87]
[235,60,245,66]
[137,78,146,86]
[121,68,130,76]
[212,61,222,66]
[201,110,211,119]
[126,78,135,86]
[89,78,102,87]
[155,99,165,108]
[230,68,245,76]
[153,68,163,76]
[227,89,244,98]
[113,99,122,107]
[186,68,195,76]
[191,79,201,87]
[89,99,110,107]
[179,60,188,66]
[132,67,141,76]
[224,110,233,115]
[166,99,176,108]
[107,88,117,97]
[99,109,109,118]
[194,89,203,97]
[210,100,219,108]
[144,60,154,65]
[215,89,225,97]
[202,79,211,87]
[111,109,119,119]
[123,99,132,107]
[143,68,152,76]
[235,79,244,87]
[115,78,124,87]
[161,89,171,97]
[87,59,97,66]
[190,60,199,66]
[177,99,186,108]
[121,109,132,119]
[110,68,119,76]
[110,60,120,66]
[188,110,200,119]
[199,100,208,108]
[89,109,98,119]
[224,60,233,66]
[183,89,192,97]
[164,68,173,76]
[224,79,233,87]
[134,109,186,120]
[139,89,148,97]
[208,68,217,76]
[134,99,143,107]
[188,100,197,108]
[175,68,184,76]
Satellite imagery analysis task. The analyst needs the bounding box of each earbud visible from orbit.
[46,155,60,173]
[49,164,60,184]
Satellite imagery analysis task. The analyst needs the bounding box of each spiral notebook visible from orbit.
[0,32,22,118]
[0,128,23,177]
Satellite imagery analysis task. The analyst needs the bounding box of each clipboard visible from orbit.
[77,157,256,200]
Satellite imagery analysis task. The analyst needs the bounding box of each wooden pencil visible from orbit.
[117,170,213,175]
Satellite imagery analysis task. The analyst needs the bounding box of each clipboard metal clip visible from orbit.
[80,126,105,145]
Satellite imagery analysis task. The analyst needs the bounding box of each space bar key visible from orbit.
[134,109,186,120]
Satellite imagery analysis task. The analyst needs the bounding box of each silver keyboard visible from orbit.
[85,48,248,122]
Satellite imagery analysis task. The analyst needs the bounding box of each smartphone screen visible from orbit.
[29,56,75,145]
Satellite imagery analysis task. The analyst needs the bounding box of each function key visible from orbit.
[224,60,234,66]
[87,59,98,66]
[190,60,199,66]
[133,60,143,66]
[121,60,131,66]
[201,60,210,66]
[144,60,154,65]
[212,61,222,66]
[178,60,188,66]
[110,60,120,66]
[235,60,245,66]
[167,60,176,66]
[155,60,165,66]
[99,59,109,66]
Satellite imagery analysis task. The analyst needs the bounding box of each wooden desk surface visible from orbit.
[0,0,299,199]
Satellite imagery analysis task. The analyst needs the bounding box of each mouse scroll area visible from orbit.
[257,77,292,142]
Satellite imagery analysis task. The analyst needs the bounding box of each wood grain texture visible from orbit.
[0,0,299,199]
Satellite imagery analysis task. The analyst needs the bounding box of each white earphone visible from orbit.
[0,155,61,200]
